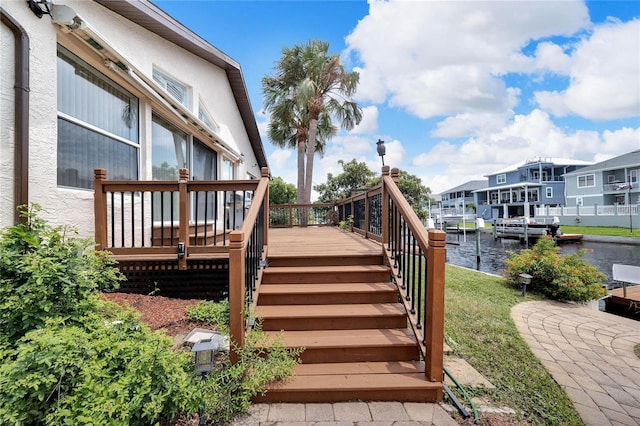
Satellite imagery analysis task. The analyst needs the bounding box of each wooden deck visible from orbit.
[268,227,383,259]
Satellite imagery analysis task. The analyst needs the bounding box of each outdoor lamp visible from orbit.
[192,338,219,375]
[519,273,532,296]
[376,139,386,166]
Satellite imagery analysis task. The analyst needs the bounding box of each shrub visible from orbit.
[0,204,123,344]
[186,300,302,424]
[0,301,196,425]
[504,236,607,302]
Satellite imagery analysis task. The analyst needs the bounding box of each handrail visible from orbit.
[334,166,446,383]
[228,167,270,363]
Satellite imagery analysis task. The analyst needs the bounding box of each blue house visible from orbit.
[475,157,592,220]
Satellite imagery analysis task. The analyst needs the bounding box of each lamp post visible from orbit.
[376,139,386,166]
[192,338,220,425]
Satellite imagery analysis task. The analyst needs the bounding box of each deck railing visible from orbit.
[335,167,446,382]
[269,203,337,227]
[94,168,260,269]
[229,168,270,363]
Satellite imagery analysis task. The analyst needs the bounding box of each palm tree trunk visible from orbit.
[297,139,306,226]
[304,117,318,205]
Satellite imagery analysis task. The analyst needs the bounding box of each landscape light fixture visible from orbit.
[519,273,532,297]
[376,139,386,166]
[192,338,220,425]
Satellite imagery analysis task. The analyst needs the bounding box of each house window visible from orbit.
[221,158,235,180]
[578,174,595,188]
[153,67,190,108]
[497,174,506,184]
[608,175,616,183]
[56,45,139,189]
[199,101,220,134]
[630,169,638,184]
[546,187,553,198]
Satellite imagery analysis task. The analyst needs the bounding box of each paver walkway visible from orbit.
[512,301,640,426]
[233,401,458,425]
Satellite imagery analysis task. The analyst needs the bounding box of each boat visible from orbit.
[493,217,582,243]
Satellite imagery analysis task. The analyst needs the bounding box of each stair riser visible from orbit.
[263,271,390,284]
[258,292,398,305]
[295,346,420,364]
[254,388,442,403]
[268,255,383,267]
[260,316,407,331]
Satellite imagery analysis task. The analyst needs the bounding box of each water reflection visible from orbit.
[444,231,640,282]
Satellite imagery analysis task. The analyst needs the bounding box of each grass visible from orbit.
[444,265,583,425]
[559,225,640,238]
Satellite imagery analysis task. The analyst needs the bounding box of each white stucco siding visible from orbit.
[1,21,16,228]
[1,0,261,238]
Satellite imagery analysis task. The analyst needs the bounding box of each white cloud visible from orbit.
[409,109,639,194]
[534,42,572,74]
[535,18,640,120]
[351,105,378,134]
[345,0,589,119]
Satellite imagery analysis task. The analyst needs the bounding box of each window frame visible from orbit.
[496,173,506,184]
[56,44,140,190]
[577,174,595,188]
[546,187,553,198]
[153,66,191,109]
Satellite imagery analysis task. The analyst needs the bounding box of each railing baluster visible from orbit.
[130,191,135,248]
[120,191,125,248]
[110,192,115,248]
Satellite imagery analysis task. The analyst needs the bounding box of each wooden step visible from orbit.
[267,254,383,267]
[257,282,398,305]
[262,265,390,284]
[256,303,407,331]
[260,329,420,364]
[254,361,441,403]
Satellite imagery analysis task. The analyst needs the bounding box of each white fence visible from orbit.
[535,204,638,217]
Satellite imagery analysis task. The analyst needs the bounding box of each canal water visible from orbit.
[444,231,640,283]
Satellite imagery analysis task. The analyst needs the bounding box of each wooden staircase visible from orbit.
[253,250,442,403]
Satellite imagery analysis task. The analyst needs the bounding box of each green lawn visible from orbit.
[560,225,640,238]
[444,265,583,425]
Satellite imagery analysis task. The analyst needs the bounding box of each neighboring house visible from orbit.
[554,150,640,227]
[474,157,592,220]
[439,179,487,214]
[1,0,267,236]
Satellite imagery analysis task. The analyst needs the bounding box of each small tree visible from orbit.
[314,159,377,202]
[269,176,297,205]
[503,236,607,302]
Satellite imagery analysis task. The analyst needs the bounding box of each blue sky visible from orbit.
[154,0,640,196]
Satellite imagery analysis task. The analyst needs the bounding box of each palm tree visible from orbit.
[262,40,362,204]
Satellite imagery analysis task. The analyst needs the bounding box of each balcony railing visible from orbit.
[335,167,446,382]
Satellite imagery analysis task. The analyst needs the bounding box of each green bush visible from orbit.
[504,236,607,302]
[0,302,196,425]
[186,300,302,424]
[0,205,123,343]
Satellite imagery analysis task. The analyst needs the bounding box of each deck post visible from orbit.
[261,168,270,246]
[229,230,245,364]
[178,168,189,270]
[425,229,446,385]
[94,169,108,250]
[381,166,390,250]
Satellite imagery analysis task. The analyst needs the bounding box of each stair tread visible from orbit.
[265,265,389,274]
[293,361,425,376]
[259,283,396,293]
[268,372,437,392]
[255,303,405,318]
[262,328,417,348]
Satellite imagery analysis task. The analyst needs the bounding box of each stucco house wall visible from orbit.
[1,0,266,237]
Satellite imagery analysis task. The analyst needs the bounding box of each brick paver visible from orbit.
[512,301,640,426]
